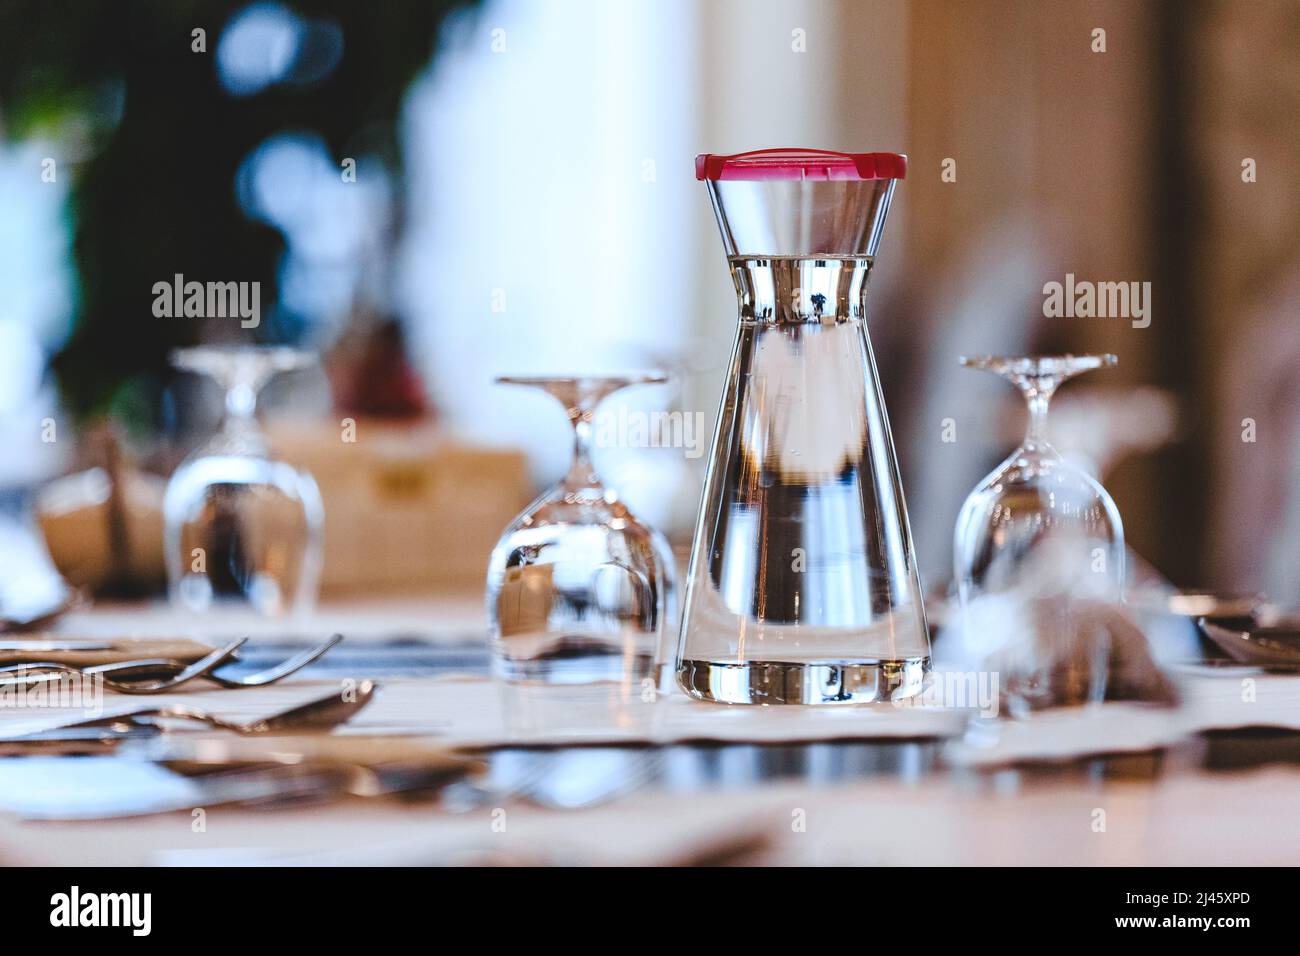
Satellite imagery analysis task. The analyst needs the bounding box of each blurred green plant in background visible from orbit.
[0,0,475,426]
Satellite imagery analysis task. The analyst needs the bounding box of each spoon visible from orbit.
[1200,619,1300,670]
[6,680,378,740]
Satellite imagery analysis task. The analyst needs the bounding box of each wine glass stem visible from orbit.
[223,380,259,434]
[1025,392,1051,447]
[563,412,601,489]
[215,358,275,439]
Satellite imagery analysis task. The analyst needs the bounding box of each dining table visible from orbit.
[0,592,1297,867]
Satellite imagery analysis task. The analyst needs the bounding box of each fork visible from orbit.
[0,638,247,695]
[86,633,344,688]
[186,633,344,687]
[0,634,341,693]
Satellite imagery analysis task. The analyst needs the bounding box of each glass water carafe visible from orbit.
[676,148,929,704]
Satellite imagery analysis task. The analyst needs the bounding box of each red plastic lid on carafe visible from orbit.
[695,148,907,182]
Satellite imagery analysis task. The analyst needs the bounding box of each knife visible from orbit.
[0,641,111,652]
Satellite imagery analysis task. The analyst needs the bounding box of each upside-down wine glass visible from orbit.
[952,354,1125,715]
[486,375,677,687]
[164,346,324,618]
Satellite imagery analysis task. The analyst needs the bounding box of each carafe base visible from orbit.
[677,657,928,705]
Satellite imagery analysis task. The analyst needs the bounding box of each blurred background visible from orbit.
[1,0,1297,613]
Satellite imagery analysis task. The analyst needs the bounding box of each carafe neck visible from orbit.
[728,256,874,326]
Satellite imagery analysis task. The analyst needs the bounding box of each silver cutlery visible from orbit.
[0,640,110,652]
[1200,619,1300,670]
[0,724,163,756]
[0,658,190,679]
[0,638,247,695]
[2,679,378,742]
[1127,589,1263,620]
[0,634,341,693]
[26,745,477,820]
[190,633,344,688]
